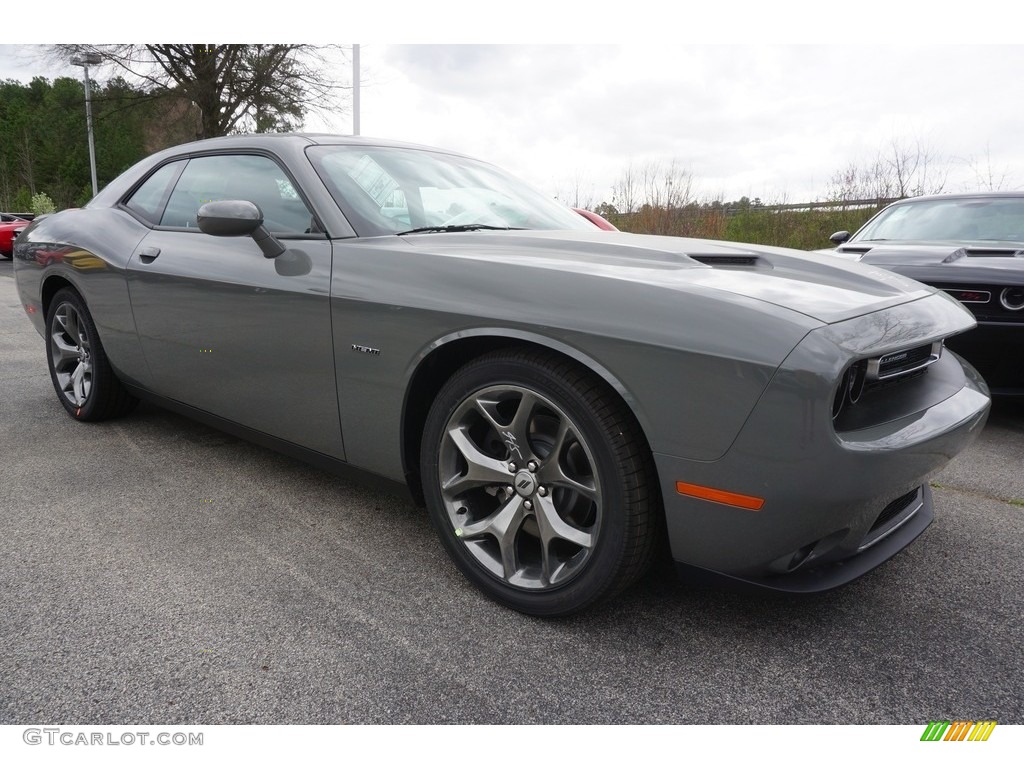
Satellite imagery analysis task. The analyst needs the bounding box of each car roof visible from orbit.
[889,191,1024,204]
[144,132,460,156]
[87,133,476,212]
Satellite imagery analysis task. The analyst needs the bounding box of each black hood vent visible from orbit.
[689,254,760,267]
[965,248,1023,257]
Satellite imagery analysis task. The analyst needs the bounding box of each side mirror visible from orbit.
[829,230,851,245]
[197,200,262,236]
[197,200,286,259]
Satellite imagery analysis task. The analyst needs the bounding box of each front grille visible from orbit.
[877,344,932,377]
[867,341,942,381]
[833,341,943,428]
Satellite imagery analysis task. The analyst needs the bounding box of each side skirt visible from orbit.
[122,383,416,503]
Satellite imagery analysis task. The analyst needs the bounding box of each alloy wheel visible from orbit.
[50,302,93,407]
[437,385,602,590]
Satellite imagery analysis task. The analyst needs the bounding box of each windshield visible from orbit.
[306,144,593,237]
[856,197,1024,242]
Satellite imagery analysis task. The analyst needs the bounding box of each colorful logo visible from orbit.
[920,720,997,742]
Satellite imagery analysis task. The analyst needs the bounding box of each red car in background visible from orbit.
[1,213,32,258]
[573,207,618,231]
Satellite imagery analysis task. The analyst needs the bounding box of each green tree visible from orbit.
[0,75,175,209]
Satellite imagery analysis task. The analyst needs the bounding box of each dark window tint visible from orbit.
[124,160,185,224]
[161,155,315,234]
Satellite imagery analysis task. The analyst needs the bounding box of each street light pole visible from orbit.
[352,44,360,136]
[70,52,103,198]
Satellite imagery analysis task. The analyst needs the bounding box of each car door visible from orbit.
[125,152,344,459]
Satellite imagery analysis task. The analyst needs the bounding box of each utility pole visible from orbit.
[353,44,360,136]
[70,52,103,197]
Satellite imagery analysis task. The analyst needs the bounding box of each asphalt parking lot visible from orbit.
[1,258,1022,724]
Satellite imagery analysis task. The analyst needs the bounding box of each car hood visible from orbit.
[395,230,934,324]
[835,240,1024,279]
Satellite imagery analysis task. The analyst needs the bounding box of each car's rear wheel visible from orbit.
[45,288,137,421]
[420,348,659,617]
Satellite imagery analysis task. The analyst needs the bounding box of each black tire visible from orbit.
[45,288,138,421]
[420,347,660,617]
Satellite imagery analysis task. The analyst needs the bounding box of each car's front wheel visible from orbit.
[45,288,138,421]
[421,348,660,617]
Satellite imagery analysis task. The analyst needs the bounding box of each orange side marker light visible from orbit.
[676,481,765,511]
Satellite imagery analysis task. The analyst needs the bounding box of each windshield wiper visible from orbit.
[395,224,525,235]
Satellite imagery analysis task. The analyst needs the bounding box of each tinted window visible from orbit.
[124,160,185,224]
[161,155,316,234]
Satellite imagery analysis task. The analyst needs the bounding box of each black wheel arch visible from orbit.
[41,274,81,318]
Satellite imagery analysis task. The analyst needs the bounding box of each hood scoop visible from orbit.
[965,247,1024,257]
[688,254,764,268]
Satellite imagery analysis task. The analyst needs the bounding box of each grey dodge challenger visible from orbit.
[13,134,990,616]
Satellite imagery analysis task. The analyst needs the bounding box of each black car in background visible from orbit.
[829,193,1024,395]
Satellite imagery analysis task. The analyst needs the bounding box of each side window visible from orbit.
[124,160,186,224]
[160,154,316,234]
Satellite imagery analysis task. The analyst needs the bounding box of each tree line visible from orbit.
[1,45,346,213]
[558,136,1016,250]
[0,76,196,211]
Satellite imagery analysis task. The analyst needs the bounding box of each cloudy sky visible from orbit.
[3,8,1021,207]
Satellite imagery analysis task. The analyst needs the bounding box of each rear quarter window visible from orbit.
[123,160,186,224]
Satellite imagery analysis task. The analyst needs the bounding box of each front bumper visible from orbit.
[655,295,990,593]
[669,485,935,593]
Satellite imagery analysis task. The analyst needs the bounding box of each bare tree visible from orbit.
[50,44,348,139]
[639,159,694,210]
[612,162,639,215]
[614,159,697,235]
[885,136,948,197]
[962,142,1013,191]
[826,135,949,202]
[554,169,598,210]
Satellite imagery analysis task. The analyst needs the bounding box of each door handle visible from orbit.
[138,246,161,263]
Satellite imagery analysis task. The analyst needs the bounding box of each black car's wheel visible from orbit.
[45,288,138,421]
[421,348,660,617]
